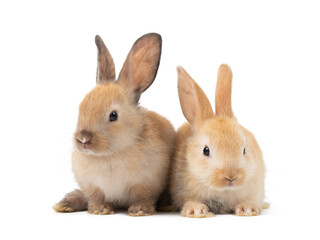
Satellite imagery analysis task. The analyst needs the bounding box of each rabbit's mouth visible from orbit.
[74,140,113,157]
[77,147,112,157]
[76,139,92,149]
[209,184,244,193]
[210,168,246,190]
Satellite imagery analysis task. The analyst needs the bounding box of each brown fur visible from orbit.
[170,65,266,218]
[54,33,175,216]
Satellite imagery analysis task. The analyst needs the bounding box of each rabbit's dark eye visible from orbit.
[109,111,118,122]
[203,146,210,156]
[243,148,246,155]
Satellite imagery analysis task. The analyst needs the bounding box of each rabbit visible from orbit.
[169,64,268,218]
[53,33,176,216]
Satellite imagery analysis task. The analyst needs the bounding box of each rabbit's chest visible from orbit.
[203,198,233,214]
[92,164,137,200]
[73,155,144,202]
[207,189,247,212]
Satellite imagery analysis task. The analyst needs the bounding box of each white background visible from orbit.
[0,0,319,239]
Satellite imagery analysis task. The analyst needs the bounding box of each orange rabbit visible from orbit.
[53,33,175,216]
[170,64,267,217]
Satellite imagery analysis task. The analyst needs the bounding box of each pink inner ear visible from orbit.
[116,33,161,100]
[178,67,201,124]
[178,83,199,124]
[131,48,150,87]
[178,66,215,125]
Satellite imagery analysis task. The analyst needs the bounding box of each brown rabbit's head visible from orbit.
[74,33,162,156]
[177,65,257,191]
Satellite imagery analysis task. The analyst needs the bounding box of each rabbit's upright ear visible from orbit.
[95,35,116,84]
[177,66,215,125]
[215,64,234,118]
[117,33,162,103]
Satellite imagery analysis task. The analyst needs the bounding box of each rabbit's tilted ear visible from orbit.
[177,66,215,125]
[95,35,116,84]
[117,33,162,103]
[215,64,234,118]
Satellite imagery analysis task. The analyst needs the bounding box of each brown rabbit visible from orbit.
[169,64,267,217]
[53,33,175,216]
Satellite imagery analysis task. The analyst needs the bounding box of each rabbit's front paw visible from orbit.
[128,203,155,216]
[88,204,114,215]
[181,201,214,218]
[235,202,261,216]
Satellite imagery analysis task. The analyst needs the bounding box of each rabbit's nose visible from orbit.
[76,130,92,146]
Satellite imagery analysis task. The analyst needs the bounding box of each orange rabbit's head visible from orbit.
[74,34,162,156]
[177,65,259,191]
